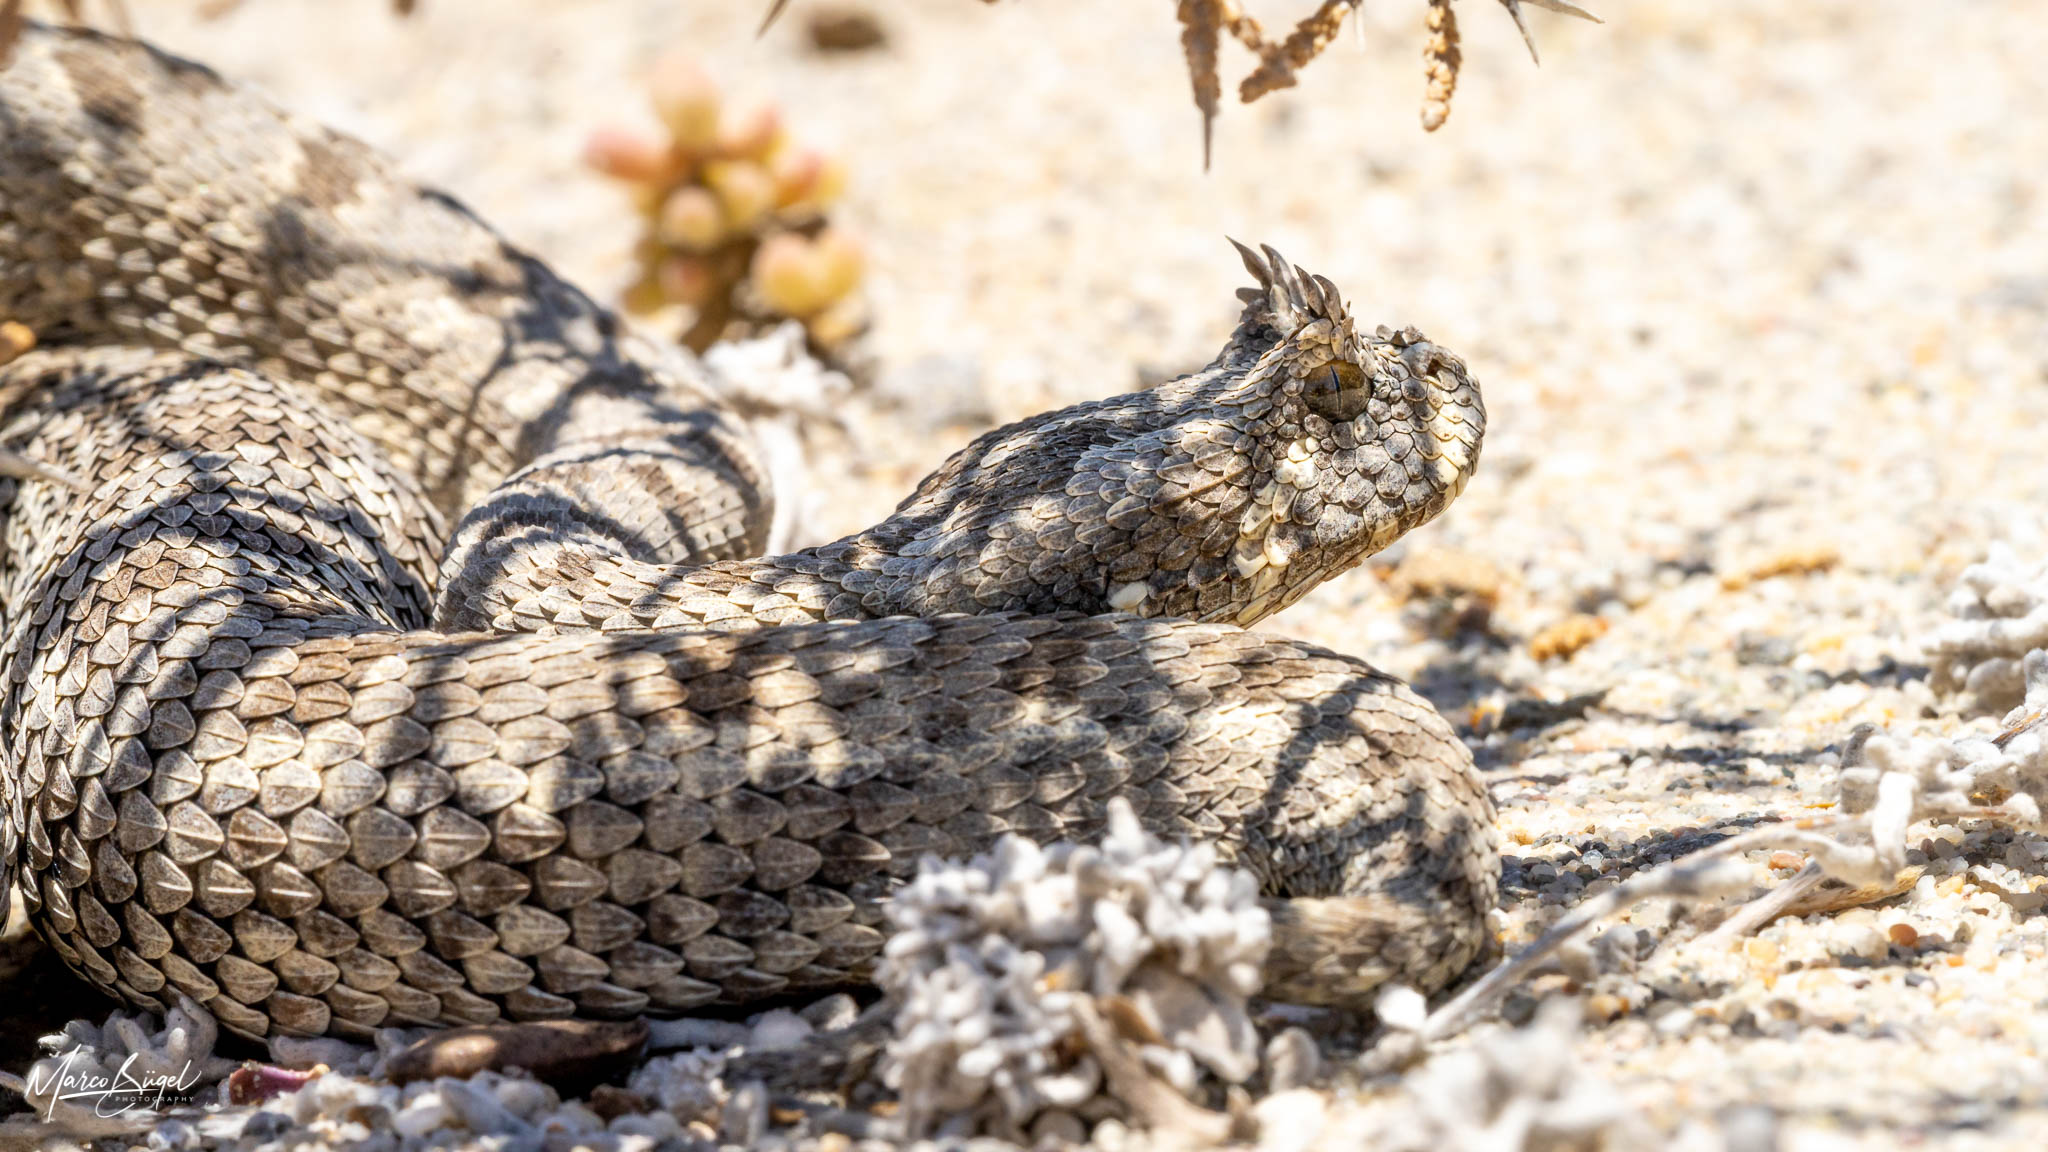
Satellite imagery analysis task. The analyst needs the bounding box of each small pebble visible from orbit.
[799,993,862,1032]
[1584,993,1631,1023]
[1263,1027,1320,1092]
[1829,922,1890,963]
[720,1079,769,1146]
[1029,1109,1087,1145]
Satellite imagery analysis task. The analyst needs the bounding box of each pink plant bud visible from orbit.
[770,148,826,209]
[805,295,866,347]
[581,127,675,184]
[809,227,864,302]
[715,102,783,160]
[704,161,777,232]
[649,53,721,153]
[753,232,829,317]
[809,155,849,206]
[658,186,726,251]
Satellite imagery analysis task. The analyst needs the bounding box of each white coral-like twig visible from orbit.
[877,795,1271,1141]
[1923,541,2048,715]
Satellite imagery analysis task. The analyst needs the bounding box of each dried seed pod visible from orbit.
[1421,0,1462,132]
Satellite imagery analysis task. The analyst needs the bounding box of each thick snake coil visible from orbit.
[0,25,1497,1042]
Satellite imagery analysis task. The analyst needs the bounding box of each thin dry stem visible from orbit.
[1695,861,1826,946]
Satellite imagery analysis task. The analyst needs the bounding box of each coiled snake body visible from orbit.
[0,25,1496,1041]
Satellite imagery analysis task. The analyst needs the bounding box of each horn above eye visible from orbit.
[1304,360,1370,423]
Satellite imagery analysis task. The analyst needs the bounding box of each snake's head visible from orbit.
[1148,241,1486,624]
[857,241,1484,626]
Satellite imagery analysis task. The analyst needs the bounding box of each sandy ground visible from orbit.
[13,0,2048,1146]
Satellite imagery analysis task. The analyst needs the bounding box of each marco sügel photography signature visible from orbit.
[25,1050,202,1119]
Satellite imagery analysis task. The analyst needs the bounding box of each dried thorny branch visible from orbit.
[1237,0,1354,103]
[1202,0,1602,138]
[763,0,1601,159]
[1176,0,1356,167]
[1182,0,1601,149]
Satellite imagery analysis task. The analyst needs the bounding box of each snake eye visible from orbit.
[1303,360,1370,423]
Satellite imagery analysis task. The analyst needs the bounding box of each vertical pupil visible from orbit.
[1308,361,1367,422]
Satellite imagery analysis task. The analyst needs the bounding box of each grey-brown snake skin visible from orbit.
[0,24,1497,1042]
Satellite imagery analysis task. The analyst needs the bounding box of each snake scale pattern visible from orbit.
[0,24,1497,1042]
